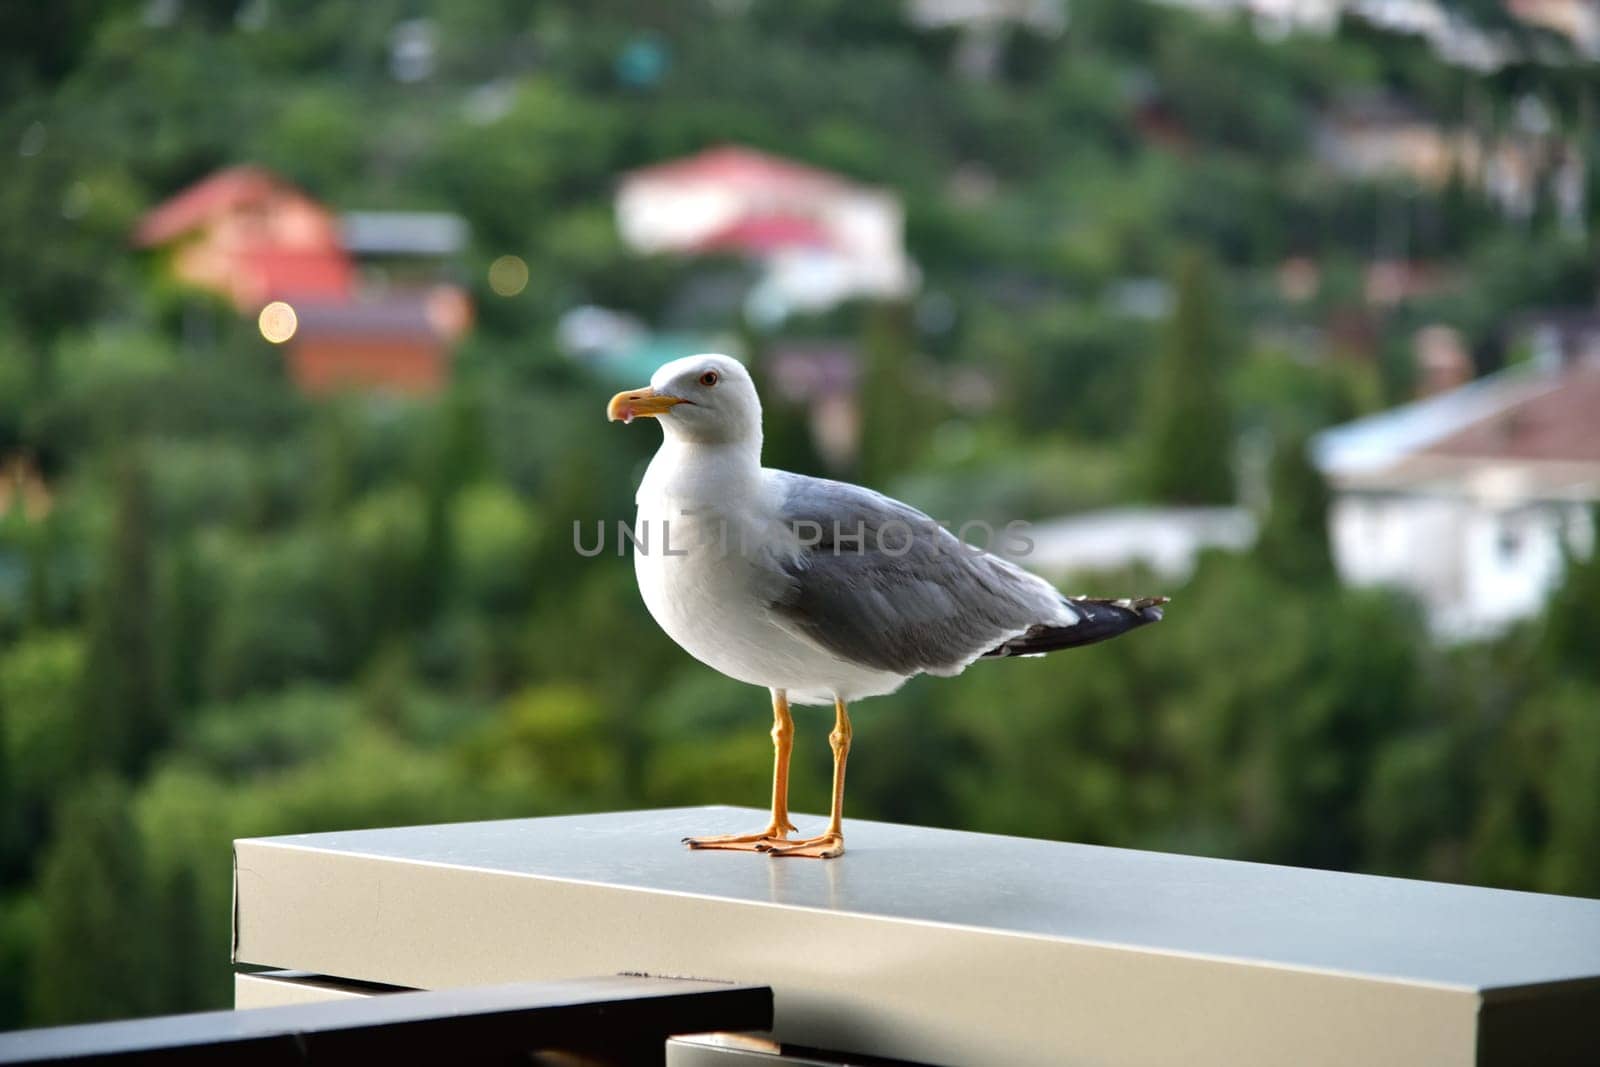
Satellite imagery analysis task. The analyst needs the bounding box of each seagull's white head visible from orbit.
[606,354,762,448]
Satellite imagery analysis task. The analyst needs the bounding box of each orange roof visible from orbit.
[133,165,295,247]
[240,248,354,303]
[623,145,852,191]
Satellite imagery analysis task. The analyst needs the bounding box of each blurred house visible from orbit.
[1155,0,1510,66]
[1156,0,1341,36]
[615,146,917,320]
[0,454,51,523]
[1316,95,1587,227]
[133,165,353,309]
[557,305,648,363]
[1314,358,1600,638]
[1346,0,1510,69]
[1412,324,1474,397]
[1315,97,1481,187]
[904,0,1066,33]
[1364,260,1449,308]
[1508,0,1600,57]
[903,0,1067,79]
[339,210,468,281]
[1522,308,1600,367]
[570,329,742,390]
[557,303,737,392]
[136,168,470,396]
[767,340,862,469]
[285,292,470,397]
[1021,508,1259,580]
[1156,0,1597,65]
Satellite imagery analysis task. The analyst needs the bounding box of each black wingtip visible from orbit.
[983,594,1170,659]
[1133,595,1169,623]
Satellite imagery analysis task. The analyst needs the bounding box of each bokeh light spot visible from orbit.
[488,254,529,297]
[258,301,298,344]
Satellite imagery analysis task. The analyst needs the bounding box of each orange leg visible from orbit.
[683,689,798,851]
[762,697,850,859]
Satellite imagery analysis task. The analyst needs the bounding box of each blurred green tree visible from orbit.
[858,301,929,485]
[0,632,84,877]
[78,453,167,776]
[1139,250,1235,504]
[1471,680,1600,897]
[19,519,56,633]
[1256,430,1335,585]
[1539,507,1600,684]
[160,537,211,716]
[28,776,155,1025]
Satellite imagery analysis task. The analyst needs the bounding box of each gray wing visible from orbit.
[763,470,1073,676]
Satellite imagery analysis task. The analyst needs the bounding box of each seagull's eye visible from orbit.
[699,370,720,387]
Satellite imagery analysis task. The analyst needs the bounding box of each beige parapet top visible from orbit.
[233,806,1600,1067]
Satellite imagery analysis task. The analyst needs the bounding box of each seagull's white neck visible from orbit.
[642,434,764,510]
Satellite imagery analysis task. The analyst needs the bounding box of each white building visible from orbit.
[1018,507,1259,581]
[615,146,916,319]
[1313,361,1600,639]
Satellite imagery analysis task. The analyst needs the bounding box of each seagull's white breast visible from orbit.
[632,447,907,704]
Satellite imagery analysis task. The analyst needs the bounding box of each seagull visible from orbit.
[608,355,1167,858]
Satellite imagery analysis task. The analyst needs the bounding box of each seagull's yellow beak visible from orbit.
[607,387,685,425]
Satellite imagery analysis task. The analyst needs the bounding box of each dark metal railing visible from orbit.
[0,974,772,1066]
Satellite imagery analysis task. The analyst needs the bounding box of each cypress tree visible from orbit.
[311,403,357,520]
[857,300,926,485]
[29,776,155,1024]
[417,387,488,623]
[78,452,165,776]
[1256,430,1336,585]
[310,405,363,675]
[23,513,56,630]
[161,538,209,715]
[1140,250,1235,504]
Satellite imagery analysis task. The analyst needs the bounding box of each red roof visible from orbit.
[623,145,853,191]
[133,165,288,246]
[693,214,834,254]
[133,165,354,305]
[1424,367,1600,465]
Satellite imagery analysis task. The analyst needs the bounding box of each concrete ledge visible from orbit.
[232,806,1600,1066]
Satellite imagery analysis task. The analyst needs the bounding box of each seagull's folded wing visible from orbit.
[759,471,1070,677]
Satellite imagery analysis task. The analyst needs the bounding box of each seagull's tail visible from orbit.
[983,596,1169,658]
